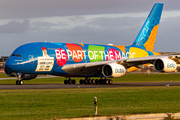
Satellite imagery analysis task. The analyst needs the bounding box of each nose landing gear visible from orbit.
[16,74,23,85]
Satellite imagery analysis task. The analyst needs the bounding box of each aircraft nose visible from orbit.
[5,58,16,72]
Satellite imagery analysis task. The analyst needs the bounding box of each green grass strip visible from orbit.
[0,86,180,120]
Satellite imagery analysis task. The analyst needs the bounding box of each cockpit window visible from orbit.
[11,54,22,57]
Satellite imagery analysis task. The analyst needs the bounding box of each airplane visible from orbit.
[4,3,179,85]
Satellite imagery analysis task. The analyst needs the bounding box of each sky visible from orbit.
[1,0,180,56]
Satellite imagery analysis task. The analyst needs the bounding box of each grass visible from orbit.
[0,73,12,78]
[0,87,180,120]
[1,73,180,85]
[113,73,180,82]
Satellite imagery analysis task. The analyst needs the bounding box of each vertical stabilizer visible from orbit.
[132,3,163,51]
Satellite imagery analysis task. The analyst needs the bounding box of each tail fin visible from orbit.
[132,3,163,51]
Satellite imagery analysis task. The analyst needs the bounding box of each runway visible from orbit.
[0,76,57,80]
[1,81,180,89]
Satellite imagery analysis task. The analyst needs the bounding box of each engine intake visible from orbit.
[102,63,126,78]
[154,58,177,72]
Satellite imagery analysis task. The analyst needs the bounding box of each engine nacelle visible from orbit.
[4,67,16,77]
[154,58,177,72]
[20,74,38,80]
[102,63,126,78]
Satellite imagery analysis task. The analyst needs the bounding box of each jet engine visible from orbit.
[102,63,126,78]
[154,58,177,72]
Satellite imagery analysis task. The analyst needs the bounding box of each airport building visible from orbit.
[0,56,9,73]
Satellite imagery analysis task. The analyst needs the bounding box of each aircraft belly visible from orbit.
[63,66,102,75]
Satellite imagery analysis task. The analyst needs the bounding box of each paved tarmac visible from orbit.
[0,76,57,80]
[1,81,180,90]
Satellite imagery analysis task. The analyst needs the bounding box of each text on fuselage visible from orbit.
[55,49,136,61]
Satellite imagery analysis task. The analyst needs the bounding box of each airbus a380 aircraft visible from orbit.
[4,3,179,85]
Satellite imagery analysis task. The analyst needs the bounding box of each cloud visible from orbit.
[87,16,144,30]
[154,16,180,52]
[0,0,180,19]
[1,1,180,56]
[0,19,30,33]
[31,21,58,32]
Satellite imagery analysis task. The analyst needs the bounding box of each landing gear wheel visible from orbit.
[99,79,103,84]
[64,80,68,84]
[79,79,84,84]
[72,79,76,84]
[95,79,99,84]
[16,80,19,85]
[105,80,109,84]
[108,79,113,84]
[68,80,72,84]
[88,79,91,84]
[16,74,23,85]
[84,79,88,84]
[19,80,23,85]
[16,80,23,85]
[91,79,95,84]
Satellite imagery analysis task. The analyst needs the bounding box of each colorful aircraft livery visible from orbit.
[6,3,179,85]
[55,43,135,65]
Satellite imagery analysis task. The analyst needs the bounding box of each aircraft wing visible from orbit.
[62,55,180,75]
[62,60,116,75]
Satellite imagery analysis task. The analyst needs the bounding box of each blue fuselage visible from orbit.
[5,42,156,77]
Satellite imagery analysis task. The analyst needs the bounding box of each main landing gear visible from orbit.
[16,74,23,85]
[64,78,76,84]
[64,77,113,85]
